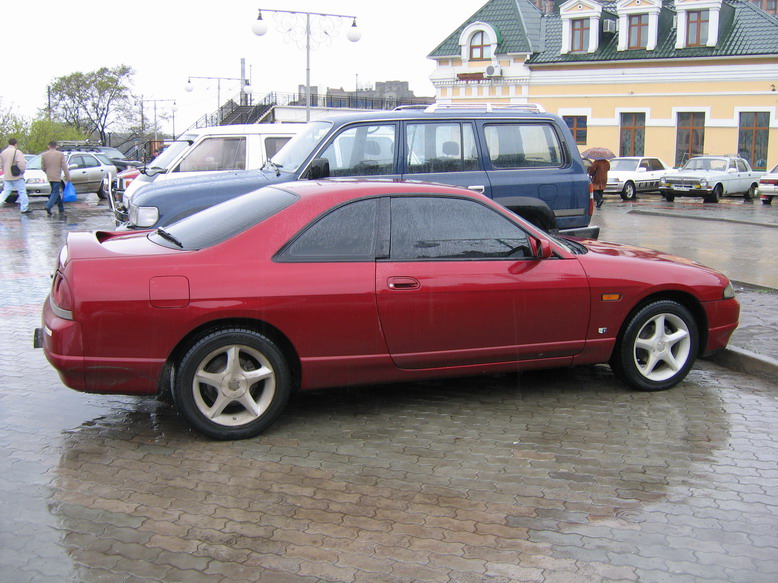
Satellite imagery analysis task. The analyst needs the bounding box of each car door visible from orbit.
[68,154,102,193]
[375,196,591,369]
[400,121,490,195]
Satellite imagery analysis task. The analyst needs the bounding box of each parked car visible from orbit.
[59,142,141,173]
[114,124,300,220]
[659,156,763,203]
[36,180,739,440]
[23,151,117,199]
[605,156,676,200]
[757,163,778,205]
[121,105,598,238]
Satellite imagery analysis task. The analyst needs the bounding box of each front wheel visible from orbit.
[704,184,722,203]
[610,300,698,391]
[174,328,292,440]
[620,181,637,201]
[662,193,675,202]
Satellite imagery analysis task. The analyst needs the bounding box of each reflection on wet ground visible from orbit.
[1,195,777,582]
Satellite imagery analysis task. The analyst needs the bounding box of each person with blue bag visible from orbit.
[42,141,71,215]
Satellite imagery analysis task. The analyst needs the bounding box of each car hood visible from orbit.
[131,169,272,207]
[571,238,731,297]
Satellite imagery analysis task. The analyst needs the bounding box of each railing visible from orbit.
[182,91,435,133]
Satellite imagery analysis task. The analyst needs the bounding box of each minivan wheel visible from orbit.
[610,300,698,391]
[174,328,292,440]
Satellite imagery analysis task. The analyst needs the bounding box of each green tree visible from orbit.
[49,65,136,144]
[25,119,87,155]
[0,99,30,148]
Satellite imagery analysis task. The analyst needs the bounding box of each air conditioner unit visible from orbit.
[485,65,503,77]
[602,19,617,34]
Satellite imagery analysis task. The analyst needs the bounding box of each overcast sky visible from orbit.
[4,1,476,137]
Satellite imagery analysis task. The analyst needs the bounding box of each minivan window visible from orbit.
[484,123,563,168]
[176,137,246,172]
[148,135,196,170]
[270,121,333,173]
[320,124,396,176]
[406,122,479,174]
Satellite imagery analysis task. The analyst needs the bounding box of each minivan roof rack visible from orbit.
[423,102,546,113]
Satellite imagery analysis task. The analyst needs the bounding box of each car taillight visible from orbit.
[51,272,74,319]
[589,182,595,215]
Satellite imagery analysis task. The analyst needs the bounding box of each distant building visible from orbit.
[428,0,778,168]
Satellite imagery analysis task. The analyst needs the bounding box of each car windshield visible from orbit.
[146,136,196,170]
[609,159,639,171]
[684,158,727,171]
[267,121,333,173]
[100,147,126,159]
[770,164,778,174]
[26,154,42,169]
[94,153,114,166]
[147,185,299,250]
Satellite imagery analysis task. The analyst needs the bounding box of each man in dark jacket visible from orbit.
[41,141,71,215]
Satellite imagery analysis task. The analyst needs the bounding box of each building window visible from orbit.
[628,14,649,49]
[687,10,709,46]
[571,19,590,53]
[738,112,770,171]
[564,116,588,145]
[469,31,491,60]
[675,112,705,166]
[620,113,645,157]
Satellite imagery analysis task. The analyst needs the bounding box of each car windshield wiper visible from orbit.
[156,228,183,248]
[264,160,284,176]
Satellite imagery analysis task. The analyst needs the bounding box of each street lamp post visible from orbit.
[251,8,360,122]
[185,73,250,116]
[139,98,177,156]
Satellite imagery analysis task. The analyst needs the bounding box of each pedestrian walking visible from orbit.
[588,157,610,209]
[41,141,71,215]
[1,138,29,213]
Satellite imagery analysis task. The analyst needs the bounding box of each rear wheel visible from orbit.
[620,181,637,201]
[174,328,292,440]
[744,183,757,201]
[763,196,773,206]
[610,300,698,391]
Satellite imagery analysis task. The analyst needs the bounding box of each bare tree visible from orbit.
[49,65,136,144]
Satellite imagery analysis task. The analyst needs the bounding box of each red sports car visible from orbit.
[37,180,740,440]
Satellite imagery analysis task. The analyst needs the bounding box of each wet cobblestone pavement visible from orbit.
[1,196,777,582]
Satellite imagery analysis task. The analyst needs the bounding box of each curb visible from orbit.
[707,345,778,381]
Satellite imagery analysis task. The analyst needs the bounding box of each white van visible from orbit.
[114,124,300,219]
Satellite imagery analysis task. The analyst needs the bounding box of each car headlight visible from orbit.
[699,179,708,187]
[128,204,159,228]
[723,281,735,299]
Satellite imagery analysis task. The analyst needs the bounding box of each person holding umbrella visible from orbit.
[583,148,614,209]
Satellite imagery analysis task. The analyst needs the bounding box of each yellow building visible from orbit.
[429,0,778,169]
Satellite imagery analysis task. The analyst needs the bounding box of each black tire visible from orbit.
[763,197,773,206]
[174,328,292,440]
[744,183,757,201]
[704,184,722,203]
[620,181,637,201]
[610,300,699,392]
[663,193,675,202]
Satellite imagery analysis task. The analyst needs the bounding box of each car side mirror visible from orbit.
[307,158,330,180]
[533,238,553,260]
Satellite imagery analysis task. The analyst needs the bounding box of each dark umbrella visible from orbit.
[582,147,615,160]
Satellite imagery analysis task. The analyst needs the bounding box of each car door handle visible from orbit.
[467,185,485,193]
[387,277,420,290]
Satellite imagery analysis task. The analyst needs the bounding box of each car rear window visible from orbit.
[148,186,298,250]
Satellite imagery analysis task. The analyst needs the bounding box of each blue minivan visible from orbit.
[124,105,598,239]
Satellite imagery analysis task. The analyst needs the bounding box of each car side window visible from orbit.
[319,124,396,177]
[389,197,531,260]
[484,123,563,168]
[279,199,378,261]
[405,122,479,174]
[176,137,247,172]
[736,160,748,172]
[81,154,100,168]
[648,159,663,171]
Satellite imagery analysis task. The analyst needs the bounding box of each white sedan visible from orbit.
[605,157,676,200]
[758,164,778,205]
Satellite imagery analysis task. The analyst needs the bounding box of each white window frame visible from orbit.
[560,0,602,54]
[616,0,661,52]
[674,0,722,49]
[459,22,500,63]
